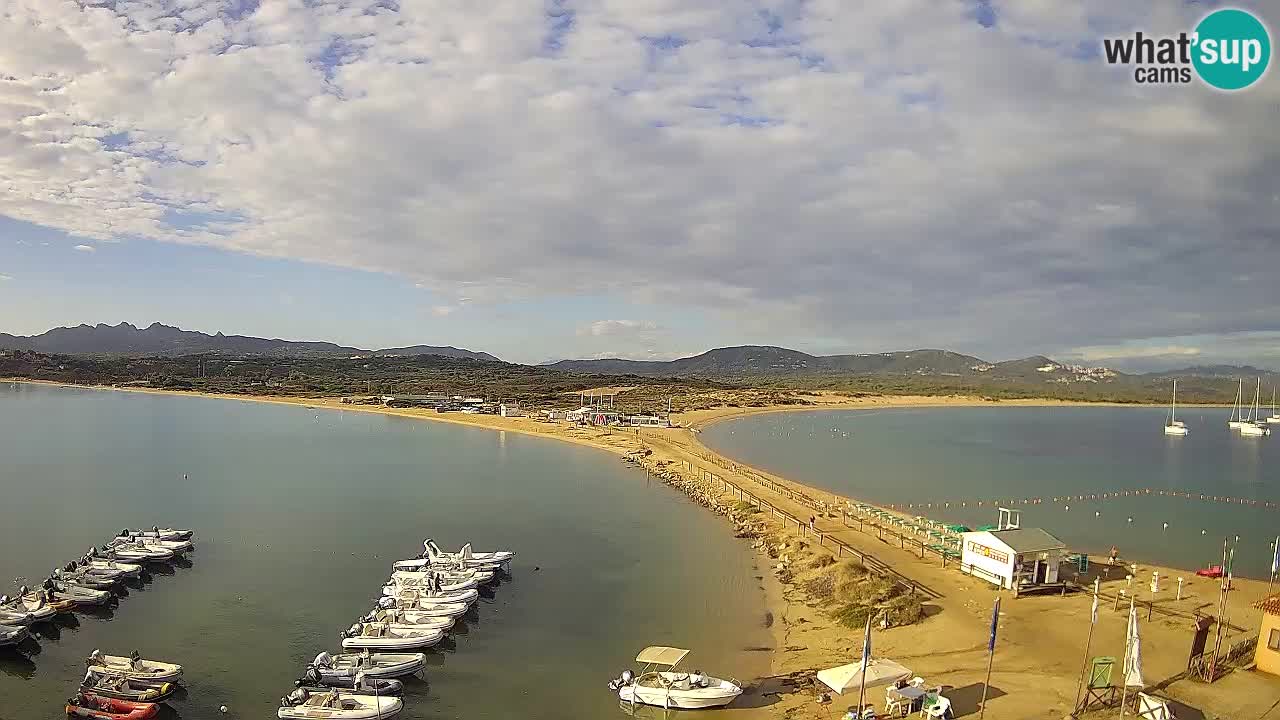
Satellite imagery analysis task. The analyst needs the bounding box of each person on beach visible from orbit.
[809,515,816,530]
[1109,546,1119,564]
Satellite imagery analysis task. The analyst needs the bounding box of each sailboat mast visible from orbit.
[1172,379,1177,422]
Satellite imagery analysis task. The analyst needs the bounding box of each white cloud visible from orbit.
[1067,344,1202,363]
[579,319,660,337]
[430,305,458,317]
[73,244,96,252]
[0,274,12,281]
[0,1,1275,361]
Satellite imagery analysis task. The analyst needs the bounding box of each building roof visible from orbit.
[989,528,1067,553]
[1254,593,1280,616]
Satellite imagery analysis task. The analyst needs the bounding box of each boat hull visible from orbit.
[67,695,159,720]
[0,624,29,646]
[618,683,742,709]
[341,630,443,651]
[311,652,426,680]
[87,655,183,683]
[278,695,402,720]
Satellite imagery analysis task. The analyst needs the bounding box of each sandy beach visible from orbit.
[7,379,1277,719]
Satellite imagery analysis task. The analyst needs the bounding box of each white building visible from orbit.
[499,403,522,418]
[960,527,1068,590]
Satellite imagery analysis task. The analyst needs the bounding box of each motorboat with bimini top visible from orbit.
[361,608,455,632]
[65,693,159,720]
[116,531,192,554]
[422,539,513,567]
[80,671,176,702]
[0,622,29,647]
[86,650,183,683]
[309,651,426,681]
[374,594,470,619]
[609,646,744,709]
[340,622,444,651]
[278,688,402,720]
[298,668,404,696]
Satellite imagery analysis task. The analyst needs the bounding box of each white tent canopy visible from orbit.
[817,657,913,695]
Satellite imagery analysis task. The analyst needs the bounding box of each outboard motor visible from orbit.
[608,669,635,691]
[0,595,8,606]
[377,596,395,609]
[313,652,332,668]
[305,666,322,685]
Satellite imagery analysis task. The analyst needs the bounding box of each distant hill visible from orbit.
[546,345,1053,379]
[0,322,499,362]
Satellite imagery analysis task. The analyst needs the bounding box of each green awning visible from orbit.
[946,524,971,533]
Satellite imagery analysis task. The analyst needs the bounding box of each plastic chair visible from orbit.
[925,696,951,718]
[910,677,926,688]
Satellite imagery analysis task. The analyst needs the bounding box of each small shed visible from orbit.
[1254,593,1280,677]
[960,527,1067,590]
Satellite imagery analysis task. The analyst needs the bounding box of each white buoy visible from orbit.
[220,706,228,714]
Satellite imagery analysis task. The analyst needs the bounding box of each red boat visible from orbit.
[66,693,158,720]
[1195,565,1224,578]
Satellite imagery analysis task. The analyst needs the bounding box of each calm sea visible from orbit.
[702,406,1280,578]
[0,384,770,720]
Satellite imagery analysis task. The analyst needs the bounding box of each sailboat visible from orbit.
[1163,380,1188,436]
[1267,386,1280,425]
[1240,378,1271,437]
[1227,380,1246,429]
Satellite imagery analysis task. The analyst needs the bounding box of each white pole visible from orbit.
[1119,597,1133,719]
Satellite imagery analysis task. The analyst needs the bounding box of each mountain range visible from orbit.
[3,325,1274,386]
[0,323,499,362]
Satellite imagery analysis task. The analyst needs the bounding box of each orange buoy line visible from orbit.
[884,487,1279,512]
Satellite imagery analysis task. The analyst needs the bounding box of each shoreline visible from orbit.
[6,378,1276,718]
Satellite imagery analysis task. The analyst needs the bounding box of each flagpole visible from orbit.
[1071,578,1100,716]
[1269,535,1278,596]
[857,613,871,716]
[979,596,1000,720]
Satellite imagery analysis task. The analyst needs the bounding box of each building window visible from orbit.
[1269,628,1280,651]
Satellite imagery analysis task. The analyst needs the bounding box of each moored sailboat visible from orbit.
[1240,378,1272,437]
[1163,380,1188,436]
[1228,380,1246,429]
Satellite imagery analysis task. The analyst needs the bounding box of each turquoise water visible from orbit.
[702,406,1280,578]
[0,384,770,720]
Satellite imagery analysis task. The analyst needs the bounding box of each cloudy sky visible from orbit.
[0,0,1276,369]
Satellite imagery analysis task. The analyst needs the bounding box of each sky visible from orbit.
[0,1,1277,369]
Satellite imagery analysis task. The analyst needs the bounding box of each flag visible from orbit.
[1123,599,1145,688]
[987,596,1001,652]
[1090,583,1099,625]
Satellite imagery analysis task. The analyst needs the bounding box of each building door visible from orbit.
[1035,560,1047,584]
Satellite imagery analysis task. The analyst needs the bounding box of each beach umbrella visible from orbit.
[816,657,912,695]
[1123,600,1145,688]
